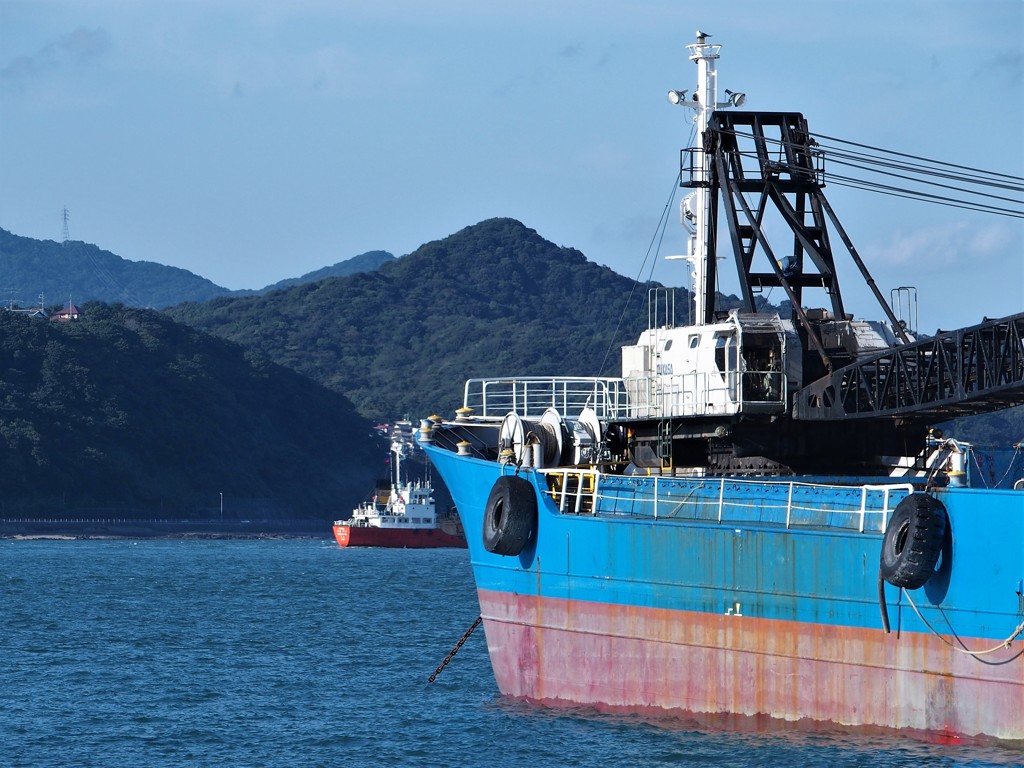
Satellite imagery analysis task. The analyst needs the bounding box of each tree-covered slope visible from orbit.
[0,228,232,308]
[0,303,384,518]
[258,250,396,293]
[167,219,656,422]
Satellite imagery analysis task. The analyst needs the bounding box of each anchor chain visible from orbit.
[428,615,482,683]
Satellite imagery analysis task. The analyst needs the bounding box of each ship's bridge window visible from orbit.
[714,334,736,375]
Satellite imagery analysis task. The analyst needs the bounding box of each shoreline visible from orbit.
[3,532,331,541]
[1,519,333,540]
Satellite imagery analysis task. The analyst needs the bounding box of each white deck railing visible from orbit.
[539,469,914,534]
[462,374,785,421]
[463,377,628,420]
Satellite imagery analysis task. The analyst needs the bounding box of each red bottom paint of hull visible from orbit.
[477,589,1024,744]
[332,525,466,548]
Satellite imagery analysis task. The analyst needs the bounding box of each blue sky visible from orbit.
[1,0,1020,333]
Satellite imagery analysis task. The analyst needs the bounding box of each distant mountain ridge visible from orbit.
[259,250,396,293]
[0,227,394,309]
[0,229,228,308]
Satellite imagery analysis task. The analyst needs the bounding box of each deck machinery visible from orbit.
[613,108,1024,475]
[432,111,1024,477]
[432,36,1023,479]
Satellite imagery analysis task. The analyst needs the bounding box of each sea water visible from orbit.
[2,539,1019,768]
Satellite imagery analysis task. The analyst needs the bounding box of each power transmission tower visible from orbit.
[61,207,70,245]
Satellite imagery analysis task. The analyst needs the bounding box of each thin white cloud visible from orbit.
[984,51,1023,86]
[0,27,110,86]
[875,220,1015,270]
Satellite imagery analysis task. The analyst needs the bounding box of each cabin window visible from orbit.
[714,335,727,374]
[689,336,699,348]
[663,339,673,352]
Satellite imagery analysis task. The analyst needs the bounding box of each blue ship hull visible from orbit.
[425,443,1024,742]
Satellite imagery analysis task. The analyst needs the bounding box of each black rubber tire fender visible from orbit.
[879,493,947,589]
[482,475,537,556]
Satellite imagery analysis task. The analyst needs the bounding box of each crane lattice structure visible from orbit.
[697,111,1024,424]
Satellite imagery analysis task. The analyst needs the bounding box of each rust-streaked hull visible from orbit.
[479,589,1023,743]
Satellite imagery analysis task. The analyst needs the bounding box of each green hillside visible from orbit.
[0,303,385,520]
[166,218,656,422]
[0,228,231,308]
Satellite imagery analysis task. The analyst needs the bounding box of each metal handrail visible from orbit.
[538,470,914,534]
[463,377,627,419]
[624,370,786,419]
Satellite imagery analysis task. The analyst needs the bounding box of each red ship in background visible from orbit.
[333,426,465,548]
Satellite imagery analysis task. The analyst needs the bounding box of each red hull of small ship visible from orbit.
[332,524,466,548]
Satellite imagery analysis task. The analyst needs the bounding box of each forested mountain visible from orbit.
[166,219,657,422]
[259,250,396,293]
[0,228,395,309]
[0,228,230,308]
[0,303,385,519]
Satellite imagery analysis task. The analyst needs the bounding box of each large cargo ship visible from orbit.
[420,33,1024,742]
[333,440,465,548]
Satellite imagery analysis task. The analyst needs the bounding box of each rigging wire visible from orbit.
[823,155,1024,203]
[712,126,1024,218]
[824,174,1024,218]
[811,131,1024,184]
[719,123,1024,190]
[598,169,680,377]
[811,146,1024,193]
[599,121,698,376]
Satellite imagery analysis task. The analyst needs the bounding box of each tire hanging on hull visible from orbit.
[483,475,537,556]
[879,493,947,589]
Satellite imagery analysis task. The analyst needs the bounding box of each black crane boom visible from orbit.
[793,312,1024,421]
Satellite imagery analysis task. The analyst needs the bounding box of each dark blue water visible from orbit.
[2,539,1020,767]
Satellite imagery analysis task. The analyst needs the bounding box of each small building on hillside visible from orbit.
[50,303,82,322]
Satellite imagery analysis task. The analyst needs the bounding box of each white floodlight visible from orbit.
[724,89,746,107]
[667,89,688,105]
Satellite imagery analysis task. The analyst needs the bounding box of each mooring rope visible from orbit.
[969,443,1023,490]
[903,589,1024,656]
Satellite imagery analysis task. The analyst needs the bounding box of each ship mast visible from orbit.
[687,33,718,327]
[391,439,404,487]
[669,32,745,326]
